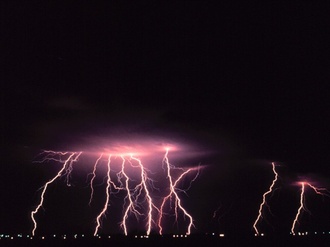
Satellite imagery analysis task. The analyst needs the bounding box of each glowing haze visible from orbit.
[30,138,202,236]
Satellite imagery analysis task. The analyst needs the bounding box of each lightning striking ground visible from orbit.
[88,154,103,206]
[31,146,200,236]
[31,151,82,236]
[119,156,142,236]
[253,162,279,236]
[130,155,157,235]
[291,182,330,235]
[157,148,199,235]
[94,155,112,236]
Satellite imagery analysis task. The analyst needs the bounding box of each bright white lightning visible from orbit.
[88,154,103,206]
[31,152,81,236]
[119,156,142,236]
[253,162,278,236]
[130,155,156,236]
[94,155,112,236]
[158,148,197,235]
[291,182,330,235]
[31,146,201,236]
[291,182,306,235]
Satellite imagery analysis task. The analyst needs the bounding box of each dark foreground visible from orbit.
[1,235,330,247]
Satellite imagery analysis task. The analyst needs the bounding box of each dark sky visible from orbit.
[1,1,330,236]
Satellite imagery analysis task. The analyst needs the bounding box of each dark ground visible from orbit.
[1,235,330,247]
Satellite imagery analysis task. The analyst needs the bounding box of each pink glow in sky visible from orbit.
[49,134,209,166]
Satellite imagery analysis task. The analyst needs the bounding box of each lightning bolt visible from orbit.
[31,151,81,236]
[253,162,278,236]
[88,154,103,206]
[31,146,201,236]
[158,148,199,235]
[130,155,157,235]
[93,154,112,236]
[291,182,330,235]
[119,156,142,236]
[306,182,330,197]
[291,182,306,235]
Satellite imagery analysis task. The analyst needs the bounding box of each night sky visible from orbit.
[2,1,330,237]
